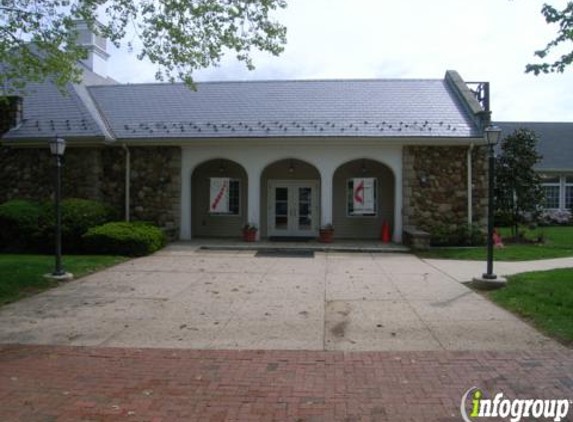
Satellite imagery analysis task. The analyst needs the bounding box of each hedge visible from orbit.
[0,198,117,252]
[39,198,116,252]
[0,199,43,250]
[83,221,166,256]
[430,224,486,247]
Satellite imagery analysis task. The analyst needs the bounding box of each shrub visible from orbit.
[0,199,43,250]
[83,221,166,256]
[539,209,572,226]
[429,224,485,247]
[39,198,116,252]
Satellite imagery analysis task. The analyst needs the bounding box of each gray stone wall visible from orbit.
[0,145,181,237]
[0,147,107,202]
[402,145,488,232]
[130,146,181,236]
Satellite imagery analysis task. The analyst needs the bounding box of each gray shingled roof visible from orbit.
[496,122,573,171]
[2,65,116,142]
[2,82,104,141]
[88,78,482,139]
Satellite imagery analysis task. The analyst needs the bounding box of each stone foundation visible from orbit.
[402,145,487,233]
[0,145,181,238]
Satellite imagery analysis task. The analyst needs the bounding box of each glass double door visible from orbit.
[268,180,319,237]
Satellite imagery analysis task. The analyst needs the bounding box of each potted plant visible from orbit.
[242,223,258,242]
[319,223,334,243]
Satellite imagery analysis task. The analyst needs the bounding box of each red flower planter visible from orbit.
[318,229,334,243]
[242,229,257,242]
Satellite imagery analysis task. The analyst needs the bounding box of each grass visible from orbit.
[418,226,573,261]
[0,254,128,305]
[488,268,573,345]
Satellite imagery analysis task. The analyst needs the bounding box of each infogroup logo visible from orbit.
[460,386,571,422]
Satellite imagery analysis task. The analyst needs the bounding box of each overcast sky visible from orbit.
[106,0,572,122]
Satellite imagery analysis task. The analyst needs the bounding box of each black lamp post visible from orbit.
[482,125,502,280]
[48,136,67,277]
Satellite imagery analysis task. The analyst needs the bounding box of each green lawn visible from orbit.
[489,268,573,345]
[418,226,573,261]
[0,254,128,305]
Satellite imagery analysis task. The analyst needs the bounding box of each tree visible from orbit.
[526,1,573,74]
[0,0,287,93]
[494,129,544,237]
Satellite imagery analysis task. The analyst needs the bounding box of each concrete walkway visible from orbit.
[0,244,564,352]
[425,256,573,282]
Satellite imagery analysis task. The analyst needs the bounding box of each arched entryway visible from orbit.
[260,159,321,239]
[332,159,395,239]
[191,159,248,238]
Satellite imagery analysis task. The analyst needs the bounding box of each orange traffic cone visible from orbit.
[382,221,391,243]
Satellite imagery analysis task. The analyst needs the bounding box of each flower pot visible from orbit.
[319,229,334,243]
[242,230,257,242]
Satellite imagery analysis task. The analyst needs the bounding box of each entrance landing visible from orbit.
[188,238,410,253]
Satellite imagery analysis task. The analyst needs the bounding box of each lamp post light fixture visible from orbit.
[472,125,506,289]
[45,137,73,281]
[483,125,501,279]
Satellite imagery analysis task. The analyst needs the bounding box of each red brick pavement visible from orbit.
[0,345,571,422]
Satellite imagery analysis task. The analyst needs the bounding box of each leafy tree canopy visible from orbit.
[494,128,544,236]
[527,1,573,74]
[0,0,287,93]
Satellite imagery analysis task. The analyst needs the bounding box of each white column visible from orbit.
[179,148,192,240]
[320,166,334,226]
[247,168,262,240]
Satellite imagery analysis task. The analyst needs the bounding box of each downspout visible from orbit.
[467,143,474,226]
[122,144,130,222]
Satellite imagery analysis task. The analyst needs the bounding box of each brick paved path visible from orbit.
[0,345,571,422]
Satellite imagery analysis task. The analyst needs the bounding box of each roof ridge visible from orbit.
[88,77,445,89]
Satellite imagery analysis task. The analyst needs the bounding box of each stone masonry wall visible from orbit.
[129,146,181,236]
[0,147,107,202]
[402,145,488,232]
[0,145,181,237]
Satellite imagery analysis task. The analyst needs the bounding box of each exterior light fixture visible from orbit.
[288,159,294,174]
[49,136,66,156]
[45,136,72,281]
[482,125,501,280]
[473,124,505,288]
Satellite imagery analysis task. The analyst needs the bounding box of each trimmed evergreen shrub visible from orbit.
[83,221,166,256]
[39,198,116,252]
[0,199,43,250]
[429,224,485,247]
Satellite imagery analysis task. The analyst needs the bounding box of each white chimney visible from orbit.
[75,20,109,78]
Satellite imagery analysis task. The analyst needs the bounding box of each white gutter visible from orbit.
[467,143,474,226]
[122,144,131,222]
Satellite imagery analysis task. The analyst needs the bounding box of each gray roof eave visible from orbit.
[112,135,486,147]
[0,135,110,148]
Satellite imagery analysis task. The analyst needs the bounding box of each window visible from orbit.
[541,175,560,210]
[542,185,560,209]
[209,178,240,215]
[347,178,377,216]
[566,176,573,210]
[0,96,23,134]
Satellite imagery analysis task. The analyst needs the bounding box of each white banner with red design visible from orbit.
[352,178,375,214]
[209,178,230,213]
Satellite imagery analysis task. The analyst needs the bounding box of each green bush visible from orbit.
[0,199,43,250]
[430,224,485,247]
[40,198,116,252]
[83,221,166,256]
